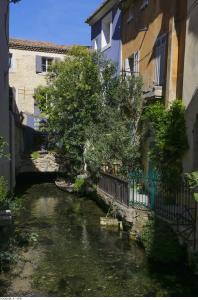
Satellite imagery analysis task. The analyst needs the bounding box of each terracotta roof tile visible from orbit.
[9,38,72,54]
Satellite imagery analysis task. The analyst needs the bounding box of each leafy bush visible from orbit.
[0,251,19,272]
[143,100,188,183]
[0,177,9,210]
[0,136,8,158]
[73,178,86,193]
[31,151,40,160]
[141,218,187,264]
[0,176,23,213]
[185,171,198,202]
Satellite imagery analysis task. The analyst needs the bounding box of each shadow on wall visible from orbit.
[188,0,198,36]
[185,88,198,171]
[10,87,47,157]
[122,0,184,45]
[122,0,186,98]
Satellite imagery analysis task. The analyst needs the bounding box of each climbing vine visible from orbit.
[143,100,188,183]
[0,136,7,159]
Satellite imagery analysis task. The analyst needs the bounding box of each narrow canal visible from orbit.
[1,182,198,297]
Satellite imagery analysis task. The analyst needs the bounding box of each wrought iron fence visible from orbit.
[98,172,129,207]
[98,171,197,247]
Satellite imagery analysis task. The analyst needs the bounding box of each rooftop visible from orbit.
[86,0,121,25]
[9,38,72,54]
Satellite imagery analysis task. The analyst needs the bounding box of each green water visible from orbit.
[1,183,198,297]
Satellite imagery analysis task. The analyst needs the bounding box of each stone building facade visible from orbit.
[182,0,198,172]
[9,38,69,157]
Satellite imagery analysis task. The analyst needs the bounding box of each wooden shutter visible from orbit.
[36,56,42,73]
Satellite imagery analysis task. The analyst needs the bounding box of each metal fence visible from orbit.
[98,171,197,247]
[98,172,129,207]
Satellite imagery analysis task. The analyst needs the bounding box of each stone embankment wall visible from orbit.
[97,187,152,239]
[96,187,189,266]
[17,153,68,174]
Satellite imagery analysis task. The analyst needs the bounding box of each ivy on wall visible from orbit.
[0,136,7,159]
[143,100,189,183]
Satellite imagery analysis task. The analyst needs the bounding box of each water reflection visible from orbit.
[32,196,59,218]
[3,183,198,297]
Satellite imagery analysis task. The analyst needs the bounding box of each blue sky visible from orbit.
[10,0,102,46]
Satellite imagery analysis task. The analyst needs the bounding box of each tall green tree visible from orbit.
[35,47,143,177]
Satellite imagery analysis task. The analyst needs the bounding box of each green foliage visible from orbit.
[85,76,143,177]
[35,47,143,176]
[31,151,40,160]
[0,177,9,209]
[185,171,198,202]
[73,178,86,193]
[141,218,187,264]
[185,171,198,189]
[144,100,188,182]
[0,251,19,272]
[35,47,108,174]
[0,176,23,213]
[0,136,8,159]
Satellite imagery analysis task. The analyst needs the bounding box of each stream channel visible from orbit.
[1,180,198,297]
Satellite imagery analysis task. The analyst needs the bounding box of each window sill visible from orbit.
[101,43,111,52]
[37,72,48,76]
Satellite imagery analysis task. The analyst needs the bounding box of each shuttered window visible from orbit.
[36,56,60,73]
[154,34,167,86]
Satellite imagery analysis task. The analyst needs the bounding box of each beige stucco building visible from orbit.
[182,0,198,172]
[9,38,69,156]
[120,0,198,174]
[0,0,15,189]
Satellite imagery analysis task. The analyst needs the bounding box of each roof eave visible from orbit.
[85,0,121,25]
[9,43,69,54]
